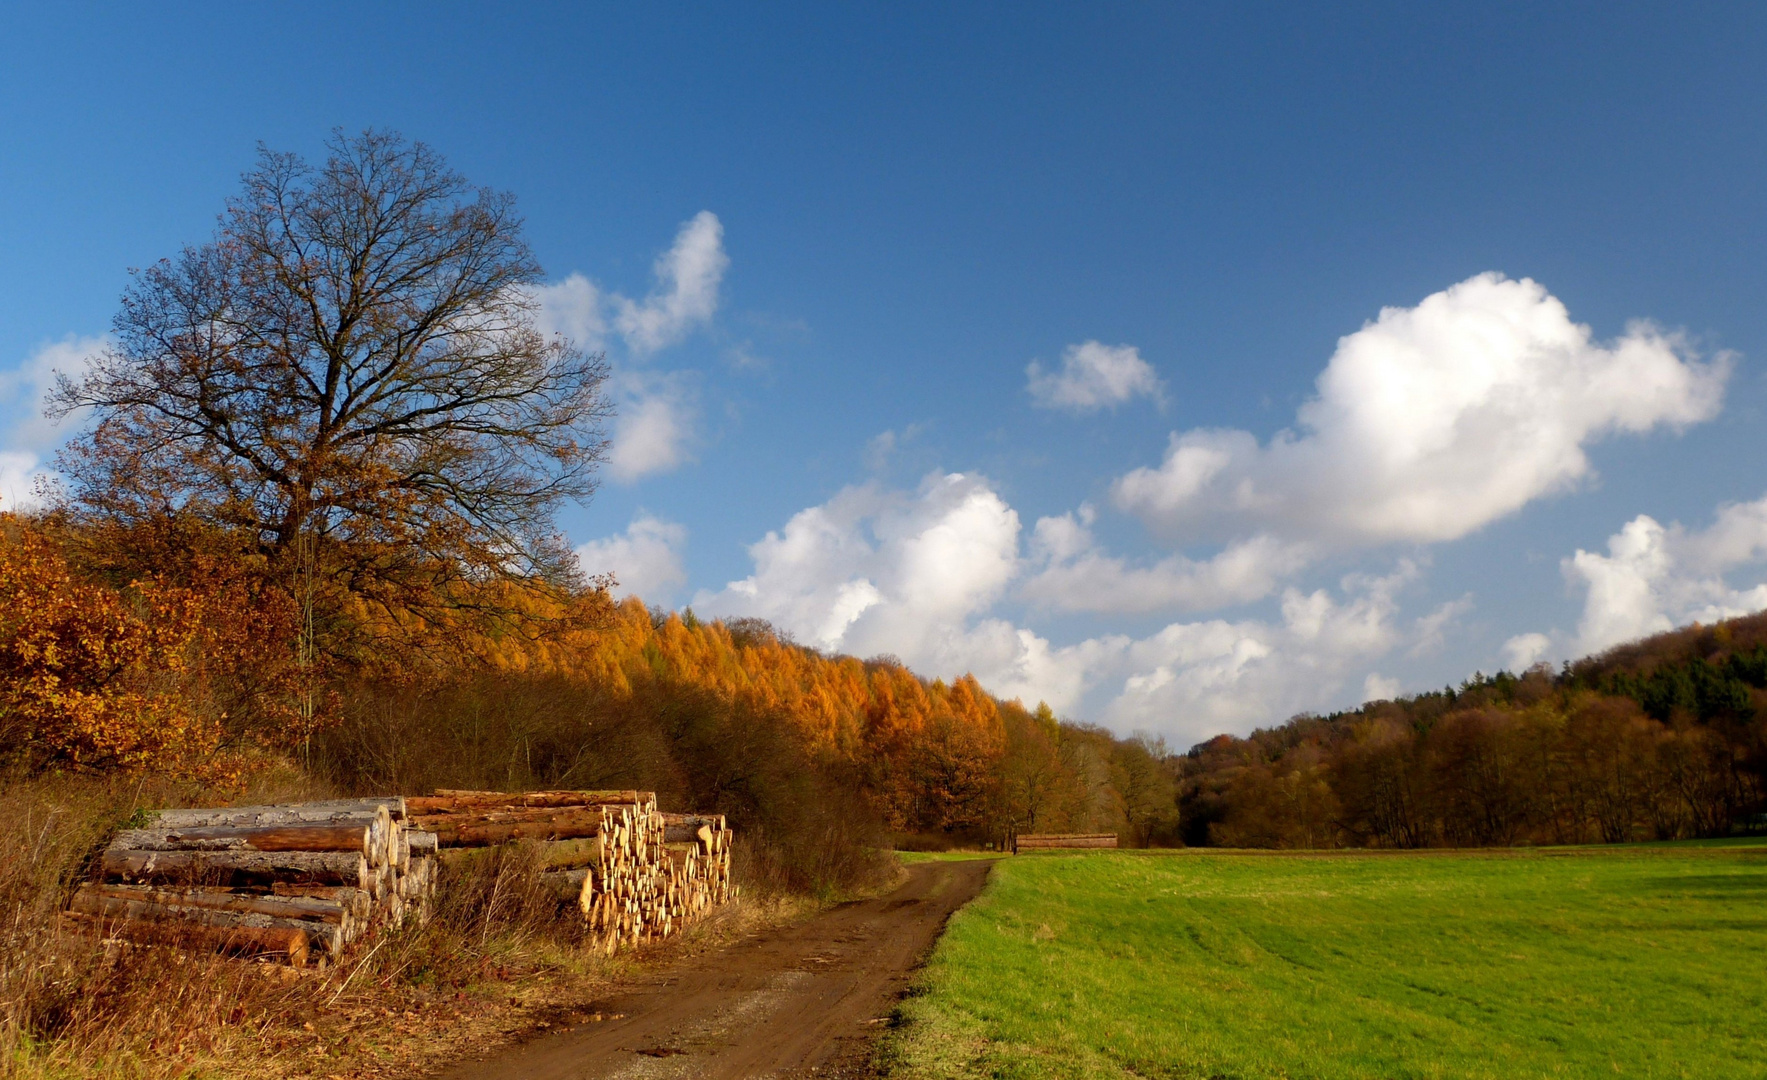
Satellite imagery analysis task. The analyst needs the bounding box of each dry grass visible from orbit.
[0,772,812,1080]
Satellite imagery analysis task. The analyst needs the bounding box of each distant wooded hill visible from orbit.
[1181,612,1767,847]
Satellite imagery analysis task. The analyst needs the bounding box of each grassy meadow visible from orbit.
[884,841,1767,1079]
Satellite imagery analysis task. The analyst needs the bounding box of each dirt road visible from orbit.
[436,858,995,1080]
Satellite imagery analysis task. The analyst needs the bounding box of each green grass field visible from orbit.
[883,842,1767,1079]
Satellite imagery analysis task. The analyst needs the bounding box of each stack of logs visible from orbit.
[66,797,436,967]
[405,790,734,952]
[1013,832,1119,852]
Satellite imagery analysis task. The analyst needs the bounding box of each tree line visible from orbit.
[1182,614,1767,848]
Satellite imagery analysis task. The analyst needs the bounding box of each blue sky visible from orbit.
[4,4,1767,744]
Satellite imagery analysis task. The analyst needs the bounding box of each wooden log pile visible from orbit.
[660,813,733,920]
[1013,832,1119,852]
[407,790,734,952]
[67,798,437,966]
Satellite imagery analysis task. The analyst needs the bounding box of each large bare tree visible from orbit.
[53,130,610,656]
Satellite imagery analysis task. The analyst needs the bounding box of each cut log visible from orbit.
[412,809,608,847]
[111,824,373,855]
[397,856,436,902]
[100,848,370,889]
[540,868,591,905]
[662,823,715,847]
[1014,833,1119,850]
[66,890,349,955]
[409,790,649,814]
[62,910,313,966]
[153,797,406,829]
[71,883,349,924]
[268,883,375,919]
[534,836,607,870]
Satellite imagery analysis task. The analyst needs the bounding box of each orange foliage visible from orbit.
[1,519,1132,837]
[0,517,217,772]
[494,599,1012,830]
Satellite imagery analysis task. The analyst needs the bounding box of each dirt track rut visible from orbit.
[436,858,995,1080]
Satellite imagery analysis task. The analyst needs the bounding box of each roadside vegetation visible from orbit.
[884,843,1767,1079]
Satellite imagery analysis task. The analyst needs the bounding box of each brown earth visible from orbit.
[434,858,996,1080]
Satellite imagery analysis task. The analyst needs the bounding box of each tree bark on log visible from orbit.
[61,910,313,966]
[72,883,350,923]
[66,890,349,955]
[153,798,405,828]
[112,824,374,855]
[535,836,607,869]
[100,849,370,888]
[409,790,650,814]
[540,868,591,905]
[411,809,608,846]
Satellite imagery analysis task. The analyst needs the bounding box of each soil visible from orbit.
[433,858,996,1080]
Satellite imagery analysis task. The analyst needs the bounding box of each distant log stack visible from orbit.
[408,790,735,952]
[68,797,437,966]
[1013,833,1119,852]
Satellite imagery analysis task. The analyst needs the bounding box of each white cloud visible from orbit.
[1363,673,1402,702]
[694,472,1419,744]
[530,274,606,352]
[1502,632,1553,671]
[1114,273,1728,547]
[522,214,727,486]
[0,450,43,512]
[574,513,688,603]
[1026,341,1163,412]
[1564,494,1767,655]
[527,212,726,360]
[1020,506,1311,614]
[0,335,107,510]
[695,472,1020,654]
[613,211,728,354]
[0,335,105,452]
[606,373,696,483]
[1408,593,1474,657]
[864,430,899,473]
[1089,564,1416,740]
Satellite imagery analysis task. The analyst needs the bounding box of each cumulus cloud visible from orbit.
[0,451,42,512]
[1026,341,1164,412]
[1363,673,1402,702]
[528,213,726,360]
[524,215,725,484]
[613,211,728,354]
[1564,494,1767,655]
[575,513,688,603]
[1113,273,1728,547]
[530,274,606,352]
[1503,632,1553,671]
[1085,564,1417,740]
[606,373,696,483]
[695,472,1020,655]
[694,472,1419,743]
[0,335,105,452]
[1020,504,1311,614]
[0,335,107,509]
